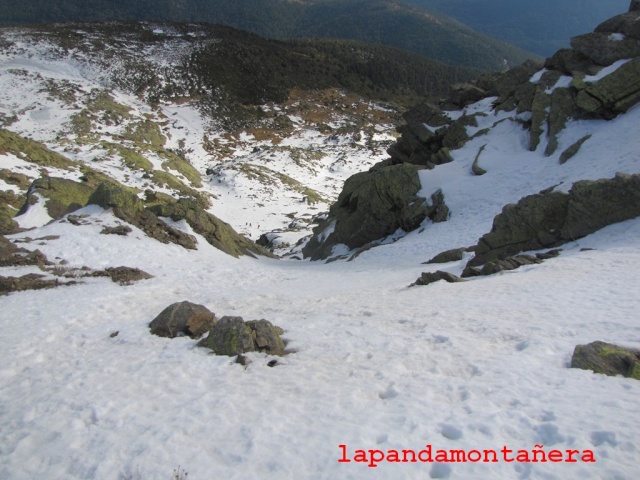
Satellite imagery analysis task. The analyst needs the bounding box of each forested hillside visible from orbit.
[0,0,536,71]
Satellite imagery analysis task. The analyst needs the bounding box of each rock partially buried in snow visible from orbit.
[198,316,286,357]
[149,301,217,339]
[412,270,466,287]
[571,341,640,379]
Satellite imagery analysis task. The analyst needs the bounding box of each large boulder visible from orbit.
[468,173,640,267]
[149,301,217,339]
[246,319,286,356]
[302,163,448,260]
[571,341,640,380]
[595,10,640,40]
[570,33,640,67]
[197,316,285,357]
[20,177,94,219]
[561,173,640,239]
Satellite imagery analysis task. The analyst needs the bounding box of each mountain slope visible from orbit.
[0,0,536,71]
[404,0,629,56]
[1,5,640,480]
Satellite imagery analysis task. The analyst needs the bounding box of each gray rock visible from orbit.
[449,83,488,107]
[149,301,217,339]
[595,10,640,40]
[198,316,286,357]
[423,247,467,264]
[463,255,542,278]
[303,163,448,260]
[561,173,640,240]
[197,316,255,356]
[571,341,640,379]
[545,49,599,76]
[575,57,640,118]
[559,135,592,164]
[467,173,640,268]
[246,319,286,356]
[570,33,640,66]
[413,270,465,286]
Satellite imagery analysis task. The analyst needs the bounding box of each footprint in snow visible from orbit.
[429,463,452,479]
[439,424,464,441]
[590,430,618,447]
[378,384,399,400]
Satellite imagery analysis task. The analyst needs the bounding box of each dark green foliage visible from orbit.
[188,28,481,106]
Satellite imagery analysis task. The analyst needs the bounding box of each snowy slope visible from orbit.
[2,23,640,480]
[0,26,398,254]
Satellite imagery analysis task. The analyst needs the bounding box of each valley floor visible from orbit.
[1,205,639,480]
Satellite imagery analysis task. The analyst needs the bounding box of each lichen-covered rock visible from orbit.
[197,316,256,356]
[246,319,285,356]
[468,173,640,268]
[302,163,447,260]
[22,177,94,219]
[150,301,217,339]
[571,341,640,379]
[575,57,640,118]
[88,182,199,250]
[149,198,274,258]
[87,181,144,222]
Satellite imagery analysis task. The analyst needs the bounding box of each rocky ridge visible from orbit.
[303,2,640,262]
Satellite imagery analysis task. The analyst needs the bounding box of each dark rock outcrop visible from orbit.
[94,266,153,286]
[570,33,640,66]
[423,247,468,264]
[0,273,74,294]
[462,254,543,277]
[149,198,274,259]
[305,3,640,261]
[0,235,50,267]
[302,163,448,260]
[575,57,640,118]
[412,270,466,286]
[149,301,217,339]
[88,182,199,250]
[571,341,640,379]
[468,173,640,268]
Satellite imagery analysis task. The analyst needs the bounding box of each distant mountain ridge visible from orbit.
[0,0,536,71]
[403,0,630,56]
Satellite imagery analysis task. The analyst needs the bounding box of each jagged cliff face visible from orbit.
[302,2,640,261]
